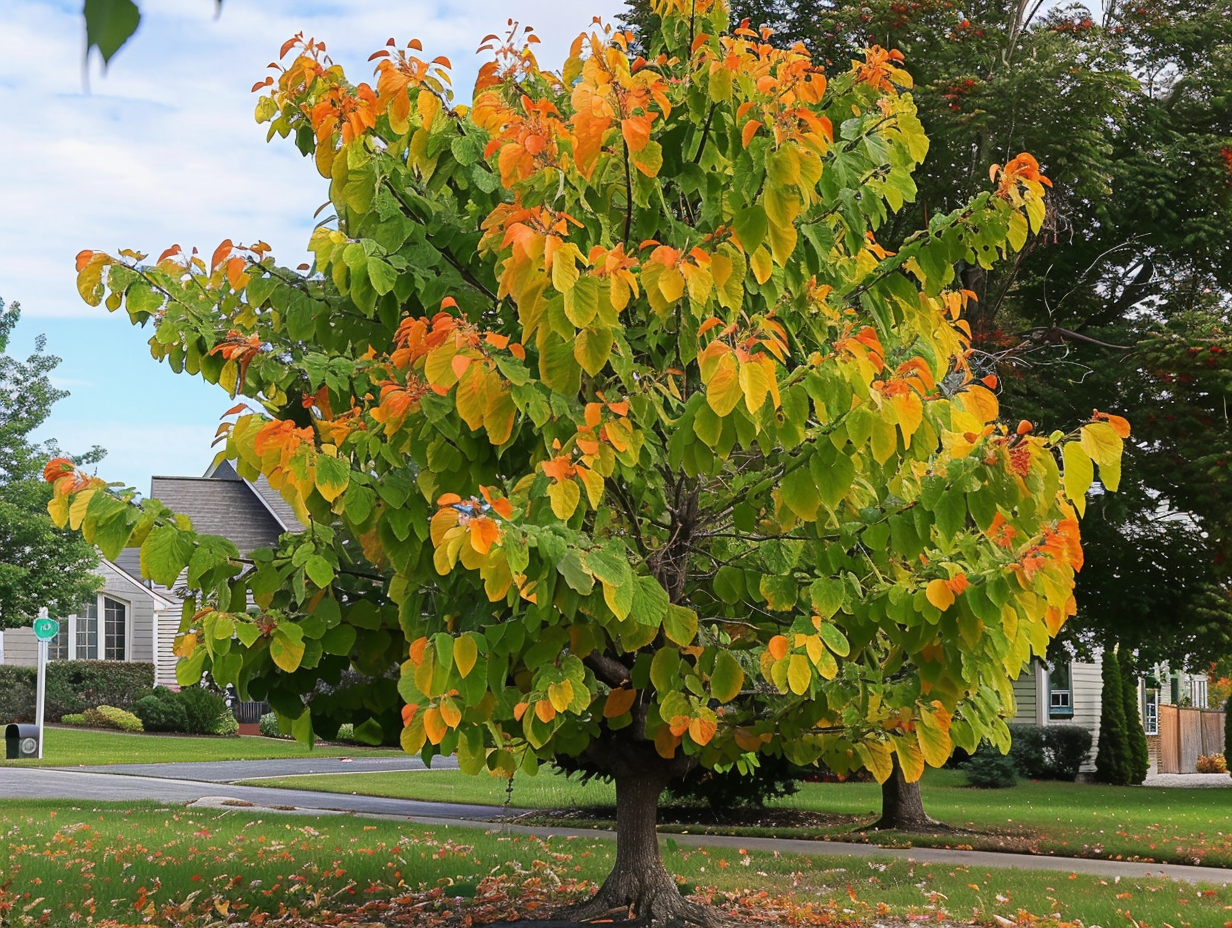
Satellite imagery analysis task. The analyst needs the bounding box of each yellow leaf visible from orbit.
[706,354,743,416]
[688,711,717,746]
[453,634,479,678]
[749,246,774,285]
[787,653,811,695]
[548,680,574,713]
[894,734,925,782]
[926,578,955,612]
[1079,421,1122,468]
[438,697,462,729]
[68,487,98,531]
[915,701,953,768]
[423,707,447,744]
[1062,442,1093,516]
[577,466,605,507]
[548,480,581,520]
[738,358,773,413]
[859,739,894,784]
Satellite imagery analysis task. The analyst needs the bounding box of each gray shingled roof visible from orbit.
[209,461,305,534]
[151,474,288,555]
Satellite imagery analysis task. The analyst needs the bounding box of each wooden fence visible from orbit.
[1156,705,1225,773]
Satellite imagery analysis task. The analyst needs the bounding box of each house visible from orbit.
[1012,654,1215,773]
[0,462,301,687]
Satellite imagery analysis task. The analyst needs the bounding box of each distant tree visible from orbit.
[0,299,101,637]
[1094,647,1131,785]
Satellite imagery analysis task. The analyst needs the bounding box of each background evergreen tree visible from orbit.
[1120,655,1150,784]
[0,299,101,634]
[1095,648,1131,785]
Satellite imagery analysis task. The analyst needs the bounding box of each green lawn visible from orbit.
[2,799,1229,928]
[245,766,1232,870]
[1,727,402,767]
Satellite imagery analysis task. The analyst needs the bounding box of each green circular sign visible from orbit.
[33,618,60,642]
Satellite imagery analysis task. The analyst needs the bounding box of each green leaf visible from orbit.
[291,707,315,748]
[84,0,141,66]
[320,623,357,655]
[933,488,967,542]
[140,525,195,588]
[352,718,386,746]
[367,258,397,296]
[811,447,854,508]
[781,465,821,520]
[710,650,744,702]
[714,566,746,604]
[732,205,768,253]
[175,647,207,687]
[759,574,798,611]
[315,454,351,503]
[304,554,335,588]
[630,576,670,627]
[818,623,850,657]
[663,604,698,646]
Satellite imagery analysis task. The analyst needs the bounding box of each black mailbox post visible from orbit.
[4,724,39,759]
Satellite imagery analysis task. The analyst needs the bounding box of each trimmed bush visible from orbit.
[59,713,88,726]
[1008,724,1092,781]
[1095,648,1132,785]
[132,687,190,733]
[1047,725,1094,781]
[0,662,154,723]
[963,743,1017,788]
[177,686,237,736]
[45,662,155,721]
[0,665,36,723]
[81,705,144,733]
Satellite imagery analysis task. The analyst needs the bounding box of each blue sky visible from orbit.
[0,0,625,493]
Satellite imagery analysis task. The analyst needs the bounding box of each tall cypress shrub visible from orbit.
[1120,655,1150,784]
[1095,648,1131,784]
[1225,695,1232,780]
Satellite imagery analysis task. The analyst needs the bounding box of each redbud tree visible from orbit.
[55,0,1125,919]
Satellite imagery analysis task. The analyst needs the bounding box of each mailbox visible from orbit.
[4,723,39,759]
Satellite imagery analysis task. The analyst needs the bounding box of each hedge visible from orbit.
[1008,723,1093,781]
[0,661,155,722]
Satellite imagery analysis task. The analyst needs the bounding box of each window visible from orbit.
[72,595,127,661]
[47,623,69,661]
[1049,662,1073,718]
[1144,687,1159,736]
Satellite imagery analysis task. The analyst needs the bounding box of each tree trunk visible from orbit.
[872,755,943,831]
[566,744,713,926]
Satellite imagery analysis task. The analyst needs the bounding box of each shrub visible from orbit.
[963,743,1017,788]
[81,705,144,733]
[665,753,802,810]
[1008,724,1092,781]
[1046,725,1094,781]
[132,688,190,733]
[1225,696,1232,779]
[1095,648,1132,785]
[0,665,36,723]
[59,713,88,726]
[258,711,288,739]
[177,686,237,736]
[1121,658,1149,784]
[45,662,155,721]
[1197,753,1227,774]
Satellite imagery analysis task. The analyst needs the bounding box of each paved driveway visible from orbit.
[47,754,457,783]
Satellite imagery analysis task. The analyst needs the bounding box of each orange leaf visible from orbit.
[423,707,447,744]
[401,703,419,726]
[437,493,462,506]
[925,579,955,612]
[535,699,557,723]
[513,701,529,721]
[451,354,472,378]
[211,239,233,272]
[689,715,717,746]
[439,698,462,729]
[669,715,691,737]
[768,635,789,661]
[621,114,654,152]
[469,516,501,554]
[604,688,637,718]
[741,120,762,148]
[75,250,95,271]
[409,636,429,665]
[655,725,681,759]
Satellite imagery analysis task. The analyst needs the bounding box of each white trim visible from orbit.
[1035,662,1049,726]
[98,559,178,608]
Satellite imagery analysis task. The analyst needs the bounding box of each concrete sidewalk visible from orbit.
[2,765,1230,887]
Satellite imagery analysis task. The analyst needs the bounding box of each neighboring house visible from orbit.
[1012,654,1213,773]
[0,461,301,687]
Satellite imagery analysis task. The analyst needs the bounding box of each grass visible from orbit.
[2,799,1230,928]
[1,727,402,767]
[244,766,1232,870]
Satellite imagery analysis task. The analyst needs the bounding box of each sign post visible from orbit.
[32,610,59,761]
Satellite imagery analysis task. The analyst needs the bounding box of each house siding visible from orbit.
[4,628,38,665]
[1007,657,1102,771]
